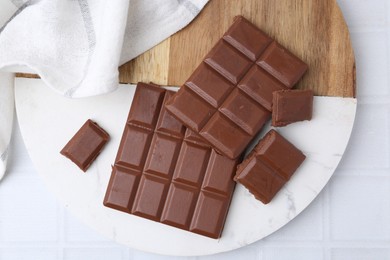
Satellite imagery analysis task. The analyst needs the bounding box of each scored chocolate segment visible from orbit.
[238,65,285,111]
[103,166,140,213]
[222,16,273,61]
[144,133,182,178]
[165,16,308,159]
[156,91,187,137]
[127,83,165,130]
[172,142,211,187]
[190,191,229,238]
[205,40,252,84]
[202,150,237,196]
[219,88,270,135]
[161,182,198,229]
[132,174,170,221]
[234,129,306,204]
[257,42,308,89]
[104,83,239,239]
[200,112,252,159]
[165,86,216,132]
[186,63,234,108]
[115,125,153,171]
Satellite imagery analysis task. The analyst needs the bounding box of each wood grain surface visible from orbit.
[119,0,355,98]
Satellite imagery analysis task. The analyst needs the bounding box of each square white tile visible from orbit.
[132,250,196,260]
[338,104,389,170]
[337,0,387,28]
[331,248,390,260]
[63,248,124,260]
[0,178,58,242]
[263,247,323,260]
[329,175,390,240]
[350,31,389,98]
[0,248,58,260]
[198,245,260,260]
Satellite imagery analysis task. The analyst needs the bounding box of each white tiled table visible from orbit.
[0,1,389,259]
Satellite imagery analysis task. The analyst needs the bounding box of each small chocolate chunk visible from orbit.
[60,119,109,172]
[272,89,314,127]
[234,129,305,204]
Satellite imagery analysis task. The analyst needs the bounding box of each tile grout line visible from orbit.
[388,172,390,243]
[386,0,390,216]
[387,0,390,98]
[386,106,390,174]
[323,184,331,260]
[385,0,390,106]
[58,204,65,260]
[335,168,390,176]
[0,243,143,248]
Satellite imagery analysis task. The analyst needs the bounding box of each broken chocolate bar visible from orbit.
[272,89,313,127]
[234,129,305,204]
[165,16,308,159]
[60,119,109,172]
[104,83,240,239]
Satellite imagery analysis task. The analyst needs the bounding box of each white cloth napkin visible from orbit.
[0,0,208,180]
[0,72,14,180]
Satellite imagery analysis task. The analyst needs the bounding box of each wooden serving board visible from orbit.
[119,0,355,98]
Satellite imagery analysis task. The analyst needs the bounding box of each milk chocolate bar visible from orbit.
[272,89,313,127]
[60,119,109,172]
[104,83,239,239]
[234,129,305,204]
[166,16,307,159]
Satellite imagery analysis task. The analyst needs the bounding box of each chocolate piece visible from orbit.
[166,16,308,159]
[60,119,109,172]
[234,129,305,204]
[104,83,239,239]
[272,89,314,127]
[257,42,308,88]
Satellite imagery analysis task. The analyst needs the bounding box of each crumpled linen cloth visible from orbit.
[0,0,209,180]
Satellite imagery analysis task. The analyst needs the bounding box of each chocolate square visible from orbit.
[234,130,305,204]
[238,65,285,111]
[272,89,314,127]
[223,16,273,61]
[205,41,252,84]
[60,119,109,172]
[257,42,308,88]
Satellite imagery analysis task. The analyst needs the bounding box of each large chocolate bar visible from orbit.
[104,83,239,239]
[166,16,308,159]
[234,130,305,204]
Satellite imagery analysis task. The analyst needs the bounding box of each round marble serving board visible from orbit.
[15,79,356,256]
[14,0,357,256]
